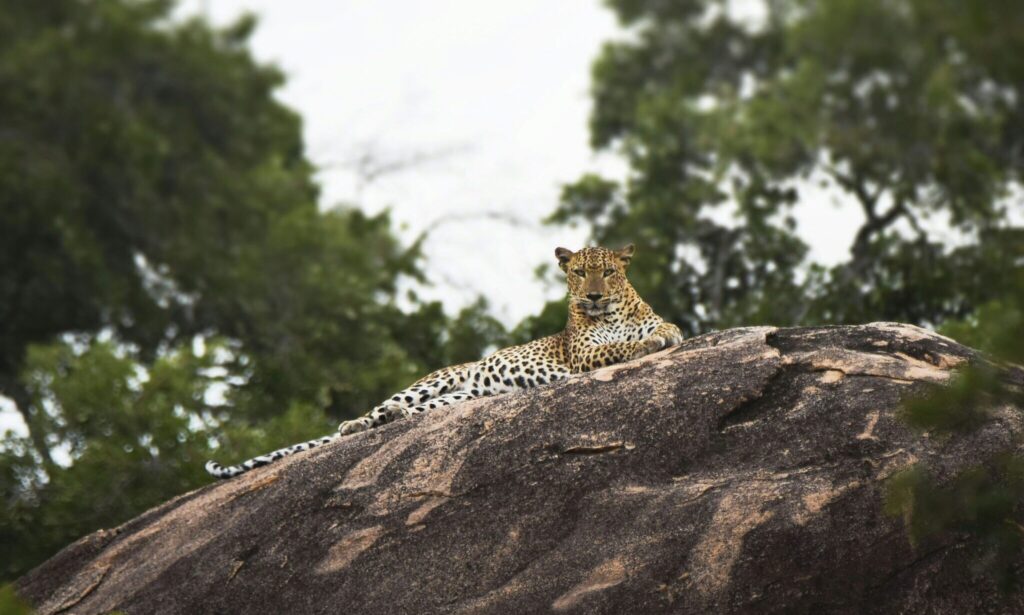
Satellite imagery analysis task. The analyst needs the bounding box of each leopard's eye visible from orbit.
[603,268,615,277]
[573,269,586,278]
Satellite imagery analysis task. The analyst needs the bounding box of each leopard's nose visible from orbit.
[587,293,603,301]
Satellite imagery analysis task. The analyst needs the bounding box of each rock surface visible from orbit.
[17,324,1024,614]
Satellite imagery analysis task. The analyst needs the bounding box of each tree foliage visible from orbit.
[0,0,503,581]
[0,338,336,582]
[4,0,1024,591]
[0,0,427,430]
[550,0,1024,335]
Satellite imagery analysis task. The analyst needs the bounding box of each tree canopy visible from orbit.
[551,0,1023,335]
[0,0,502,581]
[3,0,1024,590]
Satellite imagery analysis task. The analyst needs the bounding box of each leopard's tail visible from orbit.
[205,433,341,479]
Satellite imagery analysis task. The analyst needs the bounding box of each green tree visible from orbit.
[0,0,462,459]
[0,1,504,580]
[549,0,1024,335]
[0,338,337,581]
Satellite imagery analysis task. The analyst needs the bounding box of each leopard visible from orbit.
[205,244,683,479]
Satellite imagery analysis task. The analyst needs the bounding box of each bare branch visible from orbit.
[423,210,538,232]
[322,141,474,197]
[902,207,927,240]
[829,167,879,220]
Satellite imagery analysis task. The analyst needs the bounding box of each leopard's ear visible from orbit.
[616,244,635,267]
[555,247,574,272]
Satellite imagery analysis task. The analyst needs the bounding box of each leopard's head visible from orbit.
[555,245,635,316]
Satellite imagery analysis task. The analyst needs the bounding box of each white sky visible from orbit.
[175,0,865,322]
[178,0,621,325]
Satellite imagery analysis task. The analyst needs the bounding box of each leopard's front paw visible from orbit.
[662,324,684,348]
[338,417,372,436]
[632,337,666,360]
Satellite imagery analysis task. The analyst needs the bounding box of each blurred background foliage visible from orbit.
[550,0,1024,335]
[0,0,505,581]
[0,0,1022,585]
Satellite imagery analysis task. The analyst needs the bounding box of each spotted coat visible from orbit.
[205,245,683,478]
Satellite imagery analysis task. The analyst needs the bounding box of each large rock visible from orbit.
[17,324,1024,614]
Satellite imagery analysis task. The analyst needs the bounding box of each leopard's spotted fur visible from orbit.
[206,245,682,478]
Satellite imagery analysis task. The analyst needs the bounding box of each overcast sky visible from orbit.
[176,0,625,325]
[174,0,869,323]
